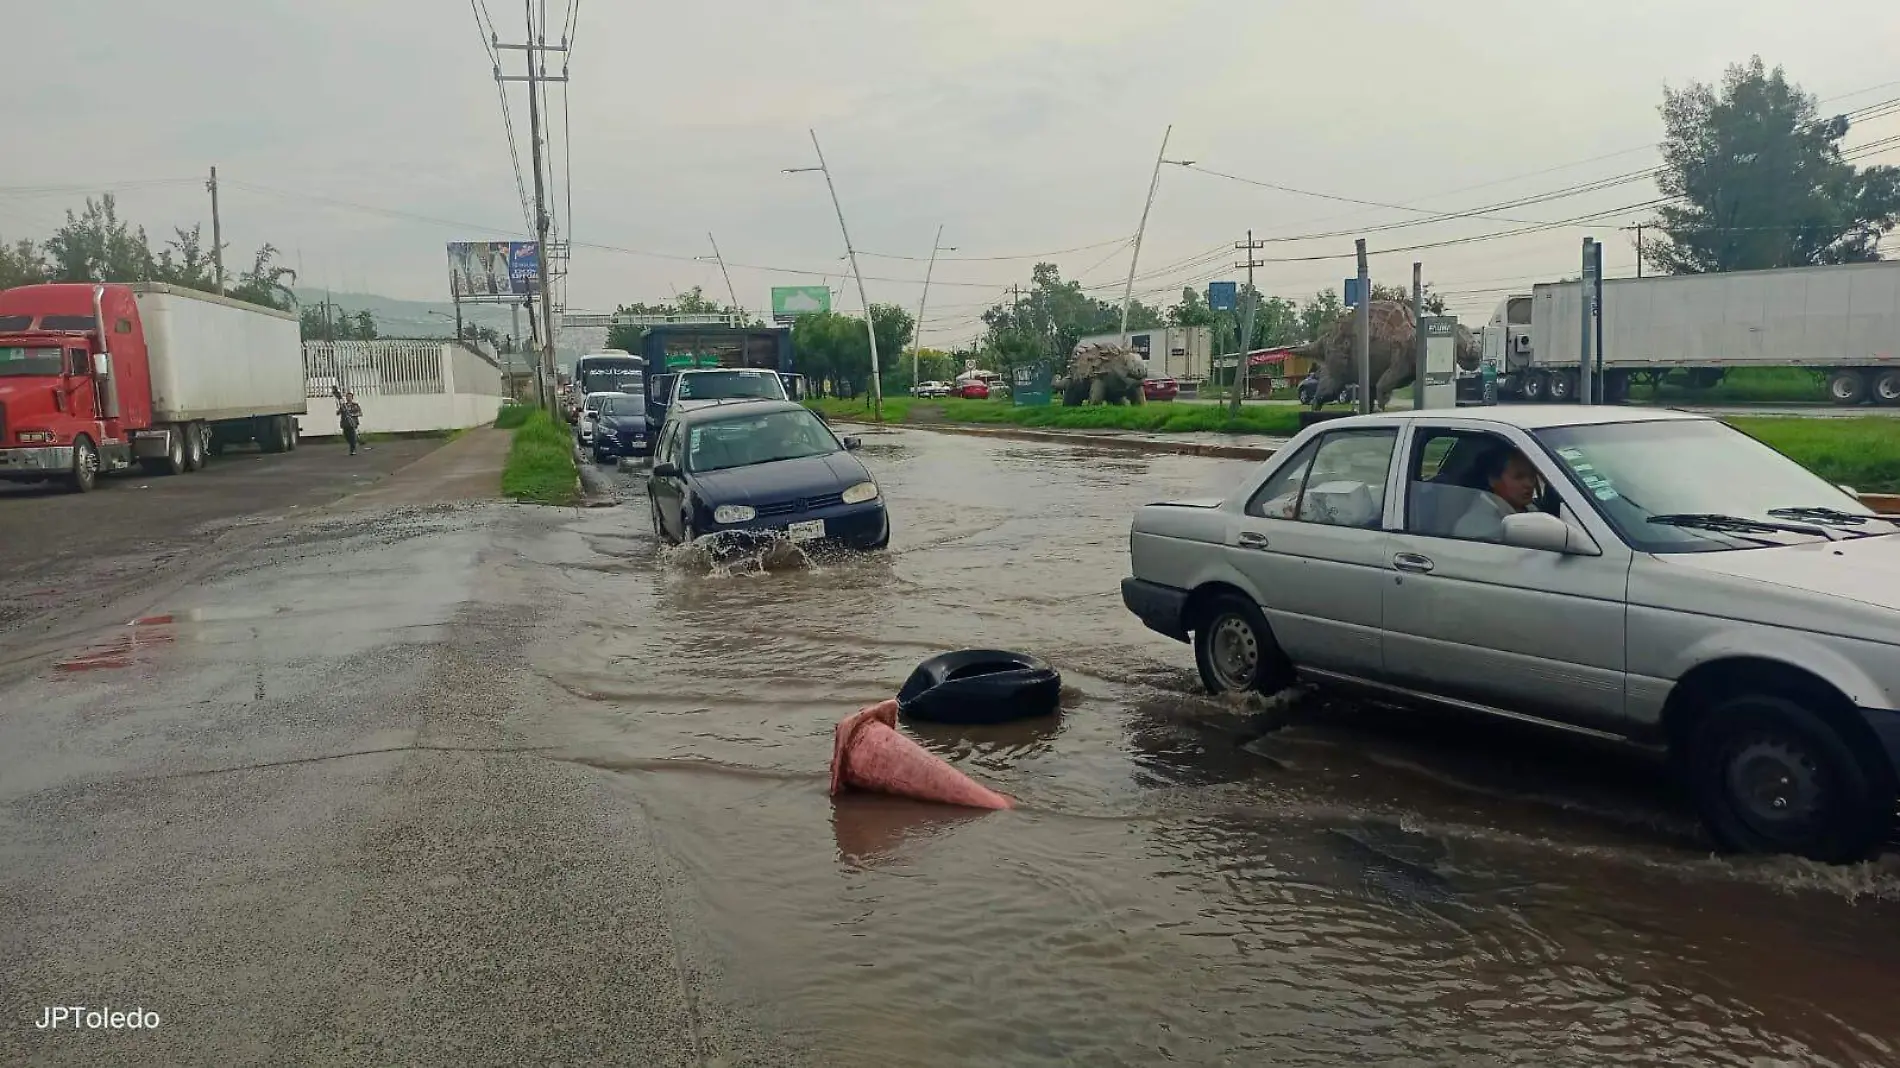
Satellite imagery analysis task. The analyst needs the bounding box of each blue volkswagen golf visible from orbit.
[647,399,889,550]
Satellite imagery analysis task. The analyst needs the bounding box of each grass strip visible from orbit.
[500,408,578,505]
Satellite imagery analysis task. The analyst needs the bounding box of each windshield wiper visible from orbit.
[1766,506,1899,531]
[1647,513,1840,541]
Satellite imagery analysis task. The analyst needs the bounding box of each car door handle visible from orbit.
[1392,552,1435,574]
[1236,531,1270,551]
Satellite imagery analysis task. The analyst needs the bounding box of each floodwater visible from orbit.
[542,428,1900,1067]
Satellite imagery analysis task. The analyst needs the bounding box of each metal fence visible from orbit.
[303,341,446,398]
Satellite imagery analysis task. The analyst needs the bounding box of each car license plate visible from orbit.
[787,520,825,542]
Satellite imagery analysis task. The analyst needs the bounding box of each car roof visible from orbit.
[1307,404,1711,432]
[672,398,806,423]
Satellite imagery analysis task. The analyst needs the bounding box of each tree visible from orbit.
[155,225,219,293]
[604,286,747,350]
[1646,56,1900,273]
[1299,290,1344,341]
[0,238,49,289]
[980,263,1163,367]
[226,244,297,311]
[45,195,155,282]
[1369,282,1446,315]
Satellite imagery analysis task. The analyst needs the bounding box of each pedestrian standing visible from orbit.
[338,390,364,455]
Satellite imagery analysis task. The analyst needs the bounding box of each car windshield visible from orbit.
[0,345,63,377]
[597,396,641,416]
[685,409,839,473]
[677,370,786,402]
[1533,419,1891,553]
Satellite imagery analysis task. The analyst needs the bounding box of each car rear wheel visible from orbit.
[1192,594,1290,697]
[1686,693,1892,863]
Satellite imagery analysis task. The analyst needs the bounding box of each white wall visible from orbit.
[299,341,507,438]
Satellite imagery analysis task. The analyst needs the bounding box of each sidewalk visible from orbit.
[336,427,511,511]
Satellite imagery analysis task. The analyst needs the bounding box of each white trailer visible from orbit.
[130,284,307,463]
[1486,261,1900,405]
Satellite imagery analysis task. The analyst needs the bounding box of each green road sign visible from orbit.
[770,286,831,320]
[1011,361,1053,407]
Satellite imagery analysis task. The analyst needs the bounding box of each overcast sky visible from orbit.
[9,1,1900,346]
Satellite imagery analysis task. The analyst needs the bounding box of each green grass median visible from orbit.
[1729,417,1900,494]
[500,407,578,505]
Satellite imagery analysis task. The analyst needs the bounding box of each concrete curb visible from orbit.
[837,418,1900,516]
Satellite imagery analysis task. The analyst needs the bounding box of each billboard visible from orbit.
[449,241,539,299]
[1206,281,1237,311]
[770,285,831,324]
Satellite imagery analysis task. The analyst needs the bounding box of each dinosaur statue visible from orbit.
[1055,341,1148,406]
[1299,301,1482,410]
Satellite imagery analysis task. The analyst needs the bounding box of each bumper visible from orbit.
[593,432,650,457]
[707,501,889,551]
[0,445,75,479]
[1122,577,1190,642]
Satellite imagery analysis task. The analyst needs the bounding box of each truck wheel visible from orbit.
[144,428,187,476]
[258,415,287,454]
[286,419,301,450]
[1686,693,1892,863]
[1192,594,1291,697]
[1604,371,1632,404]
[183,423,206,471]
[1521,371,1547,403]
[1872,370,1900,407]
[1827,369,1869,406]
[68,438,99,494]
[1547,371,1576,403]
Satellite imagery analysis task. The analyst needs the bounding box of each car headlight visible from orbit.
[713,504,756,524]
[841,481,880,505]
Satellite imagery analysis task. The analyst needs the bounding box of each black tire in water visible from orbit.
[1192,594,1290,697]
[897,649,1062,726]
[1685,692,1894,864]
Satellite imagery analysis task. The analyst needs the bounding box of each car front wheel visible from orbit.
[1686,693,1893,864]
[1192,595,1289,696]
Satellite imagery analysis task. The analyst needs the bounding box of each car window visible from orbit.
[1296,429,1396,528]
[1245,439,1320,518]
[1402,428,1550,543]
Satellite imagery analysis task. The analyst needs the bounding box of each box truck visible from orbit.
[1480,260,1900,405]
[0,282,308,492]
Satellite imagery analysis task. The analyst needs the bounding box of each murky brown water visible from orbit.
[540,428,1900,1067]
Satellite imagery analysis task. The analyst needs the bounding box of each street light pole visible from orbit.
[911,225,954,395]
[1119,125,1176,345]
[788,129,884,421]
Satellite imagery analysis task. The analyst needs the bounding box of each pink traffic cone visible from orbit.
[829,700,1014,810]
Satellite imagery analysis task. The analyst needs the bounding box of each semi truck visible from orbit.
[637,324,799,435]
[1480,260,1900,405]
[0,282,307,492]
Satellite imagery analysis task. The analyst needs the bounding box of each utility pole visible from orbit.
[1635,224,1645,278]
[1120,125,1173,345]
[786,130,883,420]
[1412,261,1426,410]
[707,232,743,320]
[1231,230,1264,416]
[206,166,224,293]
[494,1,568,414]
[1354,239,1371,415]
[910,225,952,394]
[1578,237,1599,405]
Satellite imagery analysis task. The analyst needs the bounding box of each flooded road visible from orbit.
[536,427,1900,1067]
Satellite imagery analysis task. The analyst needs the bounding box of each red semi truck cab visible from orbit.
[0,284,154,490]
[0,282,306,492]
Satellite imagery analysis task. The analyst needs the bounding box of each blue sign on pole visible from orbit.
[1342,277,1363,307]
[1207,281,1238,311]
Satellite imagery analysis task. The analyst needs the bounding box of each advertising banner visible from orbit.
[770,286,831,324]
[449,241,539,299]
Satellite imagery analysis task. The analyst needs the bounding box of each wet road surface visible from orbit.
[5,426,1900,1066]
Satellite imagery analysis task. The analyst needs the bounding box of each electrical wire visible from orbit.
[855,234,1133,263]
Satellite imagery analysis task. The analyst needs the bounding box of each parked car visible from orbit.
[956,379,991,400]
[647,399,889,551]
[590,393,651,463]
[1119,405,1900,863]
[576,391,621,446]
[1143,377,1180,402]
[914,381,952,398]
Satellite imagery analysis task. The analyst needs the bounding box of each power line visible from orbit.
[855,234,1133,262]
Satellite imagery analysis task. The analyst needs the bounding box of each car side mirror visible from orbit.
[1500,511,1600,556]
[651,462,681,478]
[843,436,862,451]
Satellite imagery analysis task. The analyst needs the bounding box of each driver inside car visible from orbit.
[1452,447,1542,540]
